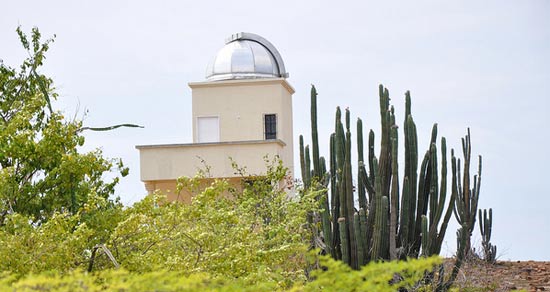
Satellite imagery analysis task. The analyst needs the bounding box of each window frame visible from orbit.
[263,113,277,140]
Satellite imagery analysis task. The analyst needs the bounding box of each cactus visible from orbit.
[305,145,311,190]
[452,128,482,257]
[421,215,429,257]
[389,123,399,260]
[310,87,333,257]
[354,212,366,267]
[358,208,368,264]
[401,93,418,253]
[329,133,341,259]
[357,118,368,211]
[299,135,307,190]
[299,84,483,284]
[371,157,390,261]
[338,217,349,265]
[343,109,358,269]
[320,160,333,258]
[433,139,457,255]
[378,85,392,208]
[311,86,320,178]
[368,129,376,197]
[479,208,497,263]
[411,125,436,257]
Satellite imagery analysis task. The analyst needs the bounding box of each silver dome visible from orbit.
[206,32,288,81]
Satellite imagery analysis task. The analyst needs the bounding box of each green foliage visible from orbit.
[0,157,318,289]
[0,151,444,291]
[0,269,277,292]
[297,255,441,292]
[0,193,123,276]
[0,256,442,291]
[109,158,317,288]
[0,27,127,224]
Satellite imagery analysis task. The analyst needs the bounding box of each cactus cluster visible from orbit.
[452,128,482,257]
[299,84,485,277]
[479,208,497,263]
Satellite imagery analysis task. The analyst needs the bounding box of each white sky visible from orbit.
[1,0,548,261]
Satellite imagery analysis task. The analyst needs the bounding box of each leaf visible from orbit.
[33,71,52,113]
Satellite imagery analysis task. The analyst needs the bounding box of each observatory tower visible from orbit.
[136,33,294,201]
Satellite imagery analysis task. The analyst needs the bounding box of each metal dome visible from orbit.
[206,33,288,81]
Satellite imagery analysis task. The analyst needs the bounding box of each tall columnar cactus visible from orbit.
[357,118,368,211]
[400,92,419,256]
[311,85,321,179]
[371,157,385,260]
[422,138,456,256]
[368,129,376,196]
[378,85,392,208]
[304,86,335,258]
[452,128,482,256]
[411,125,437,256]
[343,109,358,269]
[299,135,312,190]
[310,87,332,257]
[305,145,311,190]
[329,133,341,259]
[338,217,349,265]
[479,208,497,263]
[354,212,366,267]
[389,122,399,260]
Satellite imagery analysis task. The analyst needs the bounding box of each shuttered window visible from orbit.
[197,116,219,143]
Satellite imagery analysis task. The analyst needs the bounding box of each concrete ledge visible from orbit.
[137,139,287,181]
[188,78,295,95]
[136,139,286,149]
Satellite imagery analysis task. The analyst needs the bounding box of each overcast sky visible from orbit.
[2,0,548,261]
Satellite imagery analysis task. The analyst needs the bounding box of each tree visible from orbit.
[0,27,127,224]
[107,158,317,288]
[0,158,319,289]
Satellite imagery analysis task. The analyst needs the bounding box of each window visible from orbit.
[264,114,277,140]
[197,116,219,143]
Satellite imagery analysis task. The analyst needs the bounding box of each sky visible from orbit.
[1,0,548,261]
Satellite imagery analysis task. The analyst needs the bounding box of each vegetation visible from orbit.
[0,27,128,225]
[299,85,485,290]
[0,27,499,291]
[0,256,441,291]
[479,208,497,263]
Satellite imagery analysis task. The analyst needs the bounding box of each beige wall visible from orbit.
[144,177,244,204]
[189,78,294,178]
[137,140,286,181]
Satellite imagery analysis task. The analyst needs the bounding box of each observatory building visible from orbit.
[136,33,295,202]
